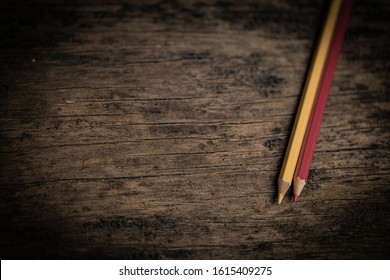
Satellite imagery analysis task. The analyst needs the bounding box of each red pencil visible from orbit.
[293,0,355,201]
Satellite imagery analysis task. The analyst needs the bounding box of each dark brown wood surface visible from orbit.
[0,0,389,259]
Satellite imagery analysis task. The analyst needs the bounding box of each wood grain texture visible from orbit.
[0,0,389,259]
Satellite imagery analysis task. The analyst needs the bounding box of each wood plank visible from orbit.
[0,0,389,259]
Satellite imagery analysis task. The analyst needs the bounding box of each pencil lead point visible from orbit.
[277,193,284,205]
[293,195,299,202]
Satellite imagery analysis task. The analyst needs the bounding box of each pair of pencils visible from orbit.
[278,0,354,204]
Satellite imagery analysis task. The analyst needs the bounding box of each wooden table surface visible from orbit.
[0,0,389,259]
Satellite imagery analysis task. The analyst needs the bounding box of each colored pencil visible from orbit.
[293,0,355,201]
[277,0,342,205]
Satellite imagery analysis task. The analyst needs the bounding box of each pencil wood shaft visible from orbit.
[277,0,342,204]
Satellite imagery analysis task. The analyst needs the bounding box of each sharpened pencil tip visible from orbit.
[293,195,299,202]
[277,193,284,205]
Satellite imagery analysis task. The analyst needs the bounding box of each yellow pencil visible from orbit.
[278,0,342,205]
